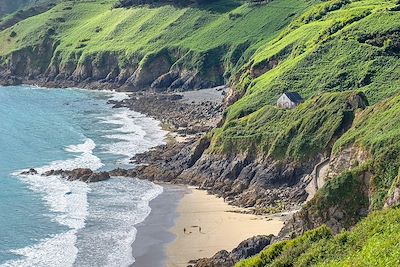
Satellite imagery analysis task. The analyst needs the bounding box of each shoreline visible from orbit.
[166,188,284,267]
[131,184,187,267]
[2,84,282,266]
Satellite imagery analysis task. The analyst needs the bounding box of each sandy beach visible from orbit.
[166,188,284,267]
[131,185,186,267]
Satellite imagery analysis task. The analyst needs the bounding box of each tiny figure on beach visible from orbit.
[199,227,202,233]
[184,228,186,234]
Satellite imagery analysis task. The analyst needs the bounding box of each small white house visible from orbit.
[277,92,303,109]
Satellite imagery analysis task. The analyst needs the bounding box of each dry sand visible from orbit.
[166,188,284,267]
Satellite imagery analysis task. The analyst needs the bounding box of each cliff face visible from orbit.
[132,92,369,217]
[279,146,371,237]
[1,43,225,90]
[1,0,400,265]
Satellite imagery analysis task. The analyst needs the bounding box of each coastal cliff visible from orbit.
[1,0,400,266]
[0,0,311,90]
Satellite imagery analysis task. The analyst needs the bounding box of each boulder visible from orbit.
[42,168,110,183]
[192,235,274,267]
[20,168,38,175]
[109,168,137,177]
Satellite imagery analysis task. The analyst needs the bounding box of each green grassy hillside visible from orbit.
[236,207,400,267]
[333,93,400,210]
[206,1,400,264]
[0,0,313,88]
[210,91,367,159]
[0,0,35,17]
[211,0,400,155]
[1,0,400,265]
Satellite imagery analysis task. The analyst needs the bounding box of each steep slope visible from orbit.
[1,0,400,265]
[180,0,400,218]
[0,0,313,89]
[236,207,400,267]
[0,0,34,17]
[213,0,400,154]
[193,0,400,265]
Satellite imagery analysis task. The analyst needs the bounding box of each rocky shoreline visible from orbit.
[18,86,309,267]
[103,89,308,266]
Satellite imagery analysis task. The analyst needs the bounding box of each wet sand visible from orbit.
[131,185,187,267]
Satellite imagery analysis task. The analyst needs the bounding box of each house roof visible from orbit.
[283,92,303,103]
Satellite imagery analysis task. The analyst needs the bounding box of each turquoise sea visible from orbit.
[0,85,166,266]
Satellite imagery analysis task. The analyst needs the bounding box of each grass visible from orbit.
[210,91,366,162]
[235,225,333,267]
[236,207,400,267]
[333,94,400,209]
[0,0,313,81]
[208,0,400,157]
[1,0,400,265]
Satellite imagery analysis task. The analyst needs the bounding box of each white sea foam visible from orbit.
[3,232,77,267]
[99,107,167,163]
[107,91,131,102]
[3,89,167,267]
[50,139,103,171]
[105,180,163,267]
[74,178,163,267]
[3,138,102,267]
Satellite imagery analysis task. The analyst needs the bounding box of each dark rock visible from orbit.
[192,235,274,267]
[42,168,110,183]
[42,169,64,176]
[20,168,38,175]
[151,71,179,91]
[109,168,137,177]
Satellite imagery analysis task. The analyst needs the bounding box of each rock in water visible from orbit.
[41,168,110,183]
[20,168,38,175]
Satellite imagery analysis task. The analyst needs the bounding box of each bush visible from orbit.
[228,12,242,20]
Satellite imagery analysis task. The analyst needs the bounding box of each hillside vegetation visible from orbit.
[236,207,400,267]
[0,0,313,89]
[0,0,36,18]
[213,0,400,265]
[1,0,400,265]
[211,0,400,155]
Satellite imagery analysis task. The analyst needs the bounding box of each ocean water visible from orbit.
[0,85,166,266]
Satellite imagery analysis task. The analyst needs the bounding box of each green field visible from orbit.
[0,0,313,85]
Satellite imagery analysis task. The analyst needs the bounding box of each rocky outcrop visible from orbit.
[21,168,111,183]
[0,43,225,91]
[324,146,369,180]
[131,136,314,212]
[191,235,274,267]
[43,168,110,182]
[384,176,400,208]
[20,168,38,175]
[279,169,371,239]
[176,153,312,211]
[120,93,224,133]
[108,168,138,177]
